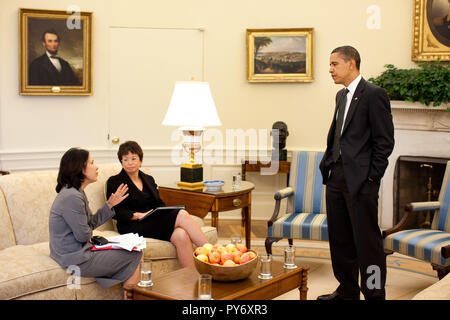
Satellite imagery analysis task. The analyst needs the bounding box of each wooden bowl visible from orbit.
[193,250,259,282]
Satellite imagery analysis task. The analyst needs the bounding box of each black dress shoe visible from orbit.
[316,290,360,300]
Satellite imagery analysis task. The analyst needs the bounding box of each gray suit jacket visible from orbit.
[49,187,114,268]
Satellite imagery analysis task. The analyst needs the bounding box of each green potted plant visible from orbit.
[368,61,450,112]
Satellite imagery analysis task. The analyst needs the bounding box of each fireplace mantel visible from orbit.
[379,100,450,229]
[391,100,450,132]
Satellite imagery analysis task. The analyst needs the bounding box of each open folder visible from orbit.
[138,205,186,221]
[91,233,146,252]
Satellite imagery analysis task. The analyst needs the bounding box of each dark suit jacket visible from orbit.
[28,53,81,86]
[106,169,165,234]
[319,77,395,196]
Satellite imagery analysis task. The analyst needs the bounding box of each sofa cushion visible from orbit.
[0,189,16,249]
[268,212,328,241]
[85,163,123,232]
[384,229,450,266]
[0,242,95,300]
[0,171,58,245]
[412,273,450,300]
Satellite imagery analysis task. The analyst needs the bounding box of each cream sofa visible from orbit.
[412,273,450,300]
[0,164,217,300]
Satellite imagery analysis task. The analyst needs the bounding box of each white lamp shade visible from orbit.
[162,81,221,129]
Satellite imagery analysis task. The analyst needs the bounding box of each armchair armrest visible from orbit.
[274,187,294,200]
[408,201,440,212]
[268,187,295,227]
[442,245,450,259]
[382,201,441,238]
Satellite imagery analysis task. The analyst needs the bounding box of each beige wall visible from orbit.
[0,0,417,155]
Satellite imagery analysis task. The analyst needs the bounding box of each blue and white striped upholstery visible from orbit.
[432,162,450,233]
[384,161,450,267]
[268,151,328,241]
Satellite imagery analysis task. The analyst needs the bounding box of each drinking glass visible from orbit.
[138,260,153,287]
[231,236,242,245]
[283,245,297,269]
[232,172,241,190]
[258,254,272,279]
[198,274,212,300]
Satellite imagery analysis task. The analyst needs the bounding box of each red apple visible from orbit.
[208,251,221,264]
[239,252,254,264]
[232,251,242,264]
[220,252,234,264]
[194,246,208,256]
[236,243,247,253]
[196,254,209,263]
[223,259,236,267]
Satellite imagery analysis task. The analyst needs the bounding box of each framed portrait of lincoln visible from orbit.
[412,0,450,61]
[19,8,92,95]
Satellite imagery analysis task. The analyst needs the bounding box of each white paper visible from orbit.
[93,233,146,251]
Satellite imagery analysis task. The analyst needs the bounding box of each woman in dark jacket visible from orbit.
[49,147,142,298]
[106,141,208,267]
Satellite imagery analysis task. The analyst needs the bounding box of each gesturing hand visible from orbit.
[106,183,129,209]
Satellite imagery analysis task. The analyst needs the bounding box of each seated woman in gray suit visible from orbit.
[49,147,142,298]
[107,141,208,268]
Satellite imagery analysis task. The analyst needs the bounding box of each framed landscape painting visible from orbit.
[19,8,92,95]
[412,0,450,61]
[246,28,314,83]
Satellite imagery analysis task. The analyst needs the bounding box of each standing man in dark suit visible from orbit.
[318,46,395,300]
[28,29,81,86]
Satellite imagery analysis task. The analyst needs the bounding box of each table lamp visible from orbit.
[162,80,221,190]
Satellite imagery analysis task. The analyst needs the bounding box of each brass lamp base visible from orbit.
[177,181,205,191]
[179,165,204,191]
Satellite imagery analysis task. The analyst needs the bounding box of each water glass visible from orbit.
[231,236,242,245]
[283,245,297,269]
[198,274,212,300]
[258,254,272,279]
[138,260,153,287]
[232,172,241,189]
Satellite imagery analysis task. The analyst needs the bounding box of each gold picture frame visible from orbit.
[247,28,314,83]
[19,8,92,95]
[412,0,450,61]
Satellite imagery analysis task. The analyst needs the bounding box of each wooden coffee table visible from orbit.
[125,260,309,300]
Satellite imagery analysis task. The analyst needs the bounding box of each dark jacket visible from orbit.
[319,78,395,196]
[106,169,165,234]
[28,53,81,86]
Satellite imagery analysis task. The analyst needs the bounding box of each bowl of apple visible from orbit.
[193,242,258,281]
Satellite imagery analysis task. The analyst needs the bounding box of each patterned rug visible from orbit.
[218,238,439,300]
[246,238,438,278]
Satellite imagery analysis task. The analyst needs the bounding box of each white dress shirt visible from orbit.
[340,74,362,134]
[46,51,62,72]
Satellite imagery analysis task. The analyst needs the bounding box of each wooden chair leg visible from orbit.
[431,264,450,280]
[265,237,282,254]
[384,249,394,257]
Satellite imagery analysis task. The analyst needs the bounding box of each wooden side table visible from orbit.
[241,160,291,186]
[158,181,255,248]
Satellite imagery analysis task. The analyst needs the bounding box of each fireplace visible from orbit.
[378,101,450,229]
[393,156,448,229]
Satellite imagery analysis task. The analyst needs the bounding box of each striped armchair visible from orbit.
[383,161,450,280]
[265,151,327,254]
